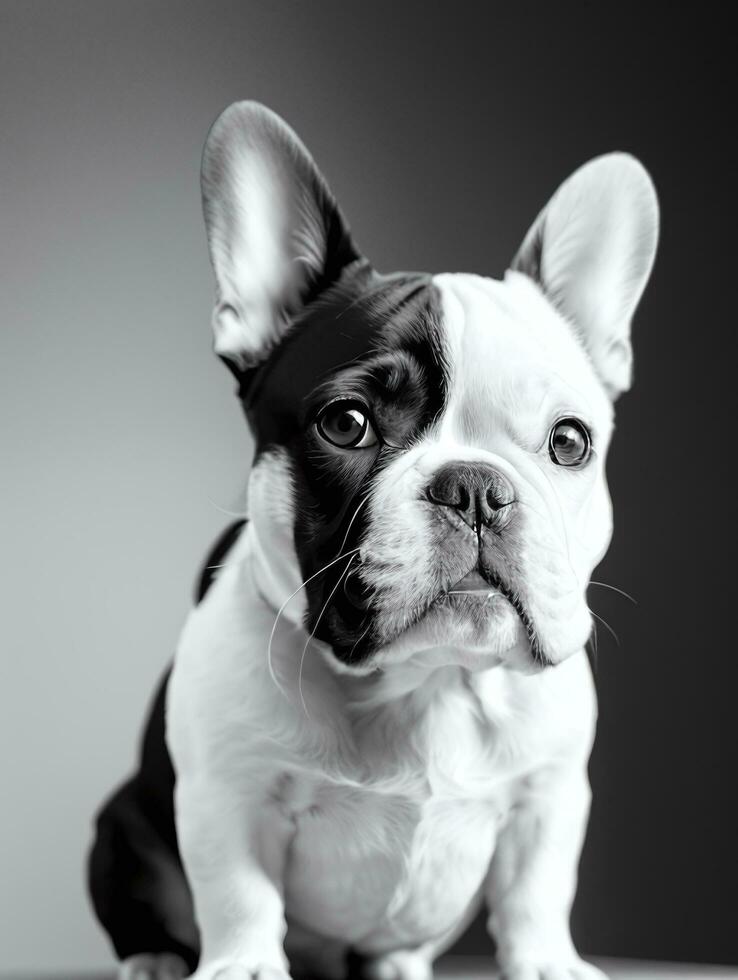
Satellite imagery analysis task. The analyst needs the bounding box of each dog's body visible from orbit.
[89,103,658,980]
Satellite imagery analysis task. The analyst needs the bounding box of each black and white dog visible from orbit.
[89,102,658,980]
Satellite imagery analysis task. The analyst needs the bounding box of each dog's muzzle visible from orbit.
[426,461,515,534]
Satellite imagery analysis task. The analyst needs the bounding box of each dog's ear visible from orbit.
[201,101,362,371]
[511,153,659,398]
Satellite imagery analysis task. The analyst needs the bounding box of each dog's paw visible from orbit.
[190,962,291,980]
[500,958,607,980]
[359,950,433,980]
[119,953,189,980]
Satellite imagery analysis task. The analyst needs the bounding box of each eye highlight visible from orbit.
[548,417,592,467]
[316,400,379,449]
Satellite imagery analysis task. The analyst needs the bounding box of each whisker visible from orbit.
[205,496,248,519]
[589,580,638,605]
[445,590,500,597]
[266,547,360,694]
[298,554,357,718]
[587,616,599,671]
[347,620,373,661]
[336,492,372,558]
[589,608,620,647]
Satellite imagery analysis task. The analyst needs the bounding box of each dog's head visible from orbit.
[201,102,658,674]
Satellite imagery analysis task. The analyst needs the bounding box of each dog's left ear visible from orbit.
[511,153,659,398]
[201,101,362,371]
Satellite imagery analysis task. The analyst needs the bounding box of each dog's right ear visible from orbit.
[201,101,362,371]
[510,153,659,399]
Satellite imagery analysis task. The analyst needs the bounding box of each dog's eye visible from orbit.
[317,401,378,449]
[548,418,591,467]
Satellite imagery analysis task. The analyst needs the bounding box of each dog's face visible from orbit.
[201,102,658,674]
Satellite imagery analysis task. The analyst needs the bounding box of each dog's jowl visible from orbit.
[88,102,659,980]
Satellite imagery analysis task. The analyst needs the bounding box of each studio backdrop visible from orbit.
[0,1,734,973]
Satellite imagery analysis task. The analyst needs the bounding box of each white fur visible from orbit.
[512,153,659,397]
[167,521,600,980]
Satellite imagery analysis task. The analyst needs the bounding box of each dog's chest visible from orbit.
[285,785,501,950]
[282,685,512,949]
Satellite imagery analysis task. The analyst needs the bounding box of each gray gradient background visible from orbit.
[1,1,734,973]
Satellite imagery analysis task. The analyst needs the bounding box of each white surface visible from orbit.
[593,961,738,980]
[437,958,738,979]
[2,959,736,980]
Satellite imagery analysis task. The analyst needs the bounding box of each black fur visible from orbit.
[236,263,449,665]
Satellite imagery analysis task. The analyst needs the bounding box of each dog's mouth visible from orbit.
[337,557,550,667]
[436,563,549,666]
[445,567,500,597]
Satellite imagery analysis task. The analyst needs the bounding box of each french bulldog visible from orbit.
[88,101,659,980]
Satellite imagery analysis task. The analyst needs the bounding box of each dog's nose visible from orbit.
[426,462,515,533]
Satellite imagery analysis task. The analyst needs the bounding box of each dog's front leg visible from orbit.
[486,765,606,980]
[175,774,294,980]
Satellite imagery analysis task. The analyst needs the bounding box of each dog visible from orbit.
[88,101,659,980]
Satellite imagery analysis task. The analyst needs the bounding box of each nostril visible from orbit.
[457,486,471,512]
[486,487,513,511]
[486,487,515,512]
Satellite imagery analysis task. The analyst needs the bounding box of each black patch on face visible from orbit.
[235,261,448,666]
